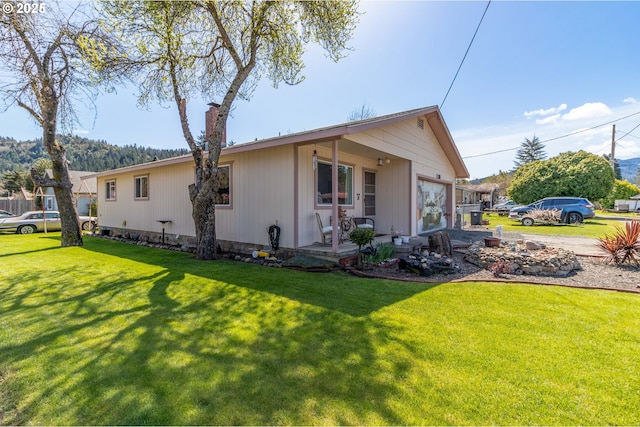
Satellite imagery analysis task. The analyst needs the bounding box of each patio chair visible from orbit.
[316,213,338,245]
[353,217,375,231]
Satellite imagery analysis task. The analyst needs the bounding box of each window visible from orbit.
[105,180,116,201]
[134,175,148,200]
[214,165,231,205]
[317,161,353,205]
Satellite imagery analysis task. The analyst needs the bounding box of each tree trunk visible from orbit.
[428,231,452,256]
[190,174,218,260]
[36,103,83,247]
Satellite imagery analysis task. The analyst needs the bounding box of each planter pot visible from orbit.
[484,237,501,248]
[393,237,403,246]
[402,236,410,243]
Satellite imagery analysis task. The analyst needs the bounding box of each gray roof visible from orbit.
[45,169,97,194]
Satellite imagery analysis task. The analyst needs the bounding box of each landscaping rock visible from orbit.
[398,252,459,276]
[464,240,580,277]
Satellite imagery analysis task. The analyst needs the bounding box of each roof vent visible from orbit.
[417,117,424,129]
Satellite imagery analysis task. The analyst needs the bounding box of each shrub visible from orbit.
[597,220,640,265]
[349,228,375,248]
[349,228,376,267]
[599,180,640,209]
[363,243,396,265]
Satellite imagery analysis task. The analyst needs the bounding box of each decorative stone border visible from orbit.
[464,240,580,277]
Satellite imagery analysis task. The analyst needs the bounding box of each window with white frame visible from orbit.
[134,175,148,200]
[105,180,116,201]
[214,165,231,205]
[316,161,353,205]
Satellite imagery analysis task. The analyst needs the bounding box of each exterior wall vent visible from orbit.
[417,117,424,129]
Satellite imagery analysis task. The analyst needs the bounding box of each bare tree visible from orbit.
[0,1,104,245]
[92,0,360,260]
[347,103,376,121]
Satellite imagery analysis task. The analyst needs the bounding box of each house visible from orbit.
[41,170,97,216]
[85,104,469,254]
[456,182,501,209]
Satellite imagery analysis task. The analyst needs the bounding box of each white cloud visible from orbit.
[623,97,637,104]
[561,102,612,121]
[536,114,561,125]
[71,129,90,135]
[452,100,640,178]
[524,103,567,118]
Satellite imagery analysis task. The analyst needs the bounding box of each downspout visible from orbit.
[331,140,339,253]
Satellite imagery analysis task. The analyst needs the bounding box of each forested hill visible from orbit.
[0,135,190,173]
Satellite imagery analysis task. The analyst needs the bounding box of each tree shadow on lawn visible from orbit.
[1,237,435,425]
[80,236,439,318]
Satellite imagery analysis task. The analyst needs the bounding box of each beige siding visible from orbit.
[297,144,387,247]
[375,160,412,236]
[96,113,462,249]
[349,118,456,235]
[98,145,296,248]
[216,145,295,248]
[351,120,454,176]
[97,162,195,237]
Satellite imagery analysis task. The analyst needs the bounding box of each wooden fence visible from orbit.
[0,199,33,215]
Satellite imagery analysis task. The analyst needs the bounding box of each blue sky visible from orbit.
[2,0,640,179]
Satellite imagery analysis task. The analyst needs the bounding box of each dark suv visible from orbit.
[508,197,595,224]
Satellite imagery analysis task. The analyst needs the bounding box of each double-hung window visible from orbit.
[316,161,353,206]
[134,175,149,200]
[105,180,116,201]
[214,165,231,206]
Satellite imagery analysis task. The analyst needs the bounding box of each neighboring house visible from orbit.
[85,104,469,253]
[456,183,500,209]
[41,170,97,216]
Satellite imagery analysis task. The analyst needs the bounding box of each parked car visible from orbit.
[0,210,15,218]
[508,197,595,225]
[492,200,521,215]
[0,210,96,234]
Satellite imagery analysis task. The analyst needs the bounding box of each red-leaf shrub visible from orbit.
[597,220,640,265]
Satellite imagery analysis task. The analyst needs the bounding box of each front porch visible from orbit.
[297,234,424,262]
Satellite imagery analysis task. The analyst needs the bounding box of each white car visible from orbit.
[0,210,96,234]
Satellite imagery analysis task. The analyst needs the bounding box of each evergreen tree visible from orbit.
[603,154,622,180]
[514,135,547,169]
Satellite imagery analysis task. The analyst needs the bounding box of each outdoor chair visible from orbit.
[316,212,338,245]
[353,217,375,231]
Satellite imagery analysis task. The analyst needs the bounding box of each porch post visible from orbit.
[332,139,339,253]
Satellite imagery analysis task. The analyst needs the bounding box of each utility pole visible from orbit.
[610,124,616,170]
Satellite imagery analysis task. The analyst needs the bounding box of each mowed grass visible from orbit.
[1,233,640,425]
[479,212,630,238]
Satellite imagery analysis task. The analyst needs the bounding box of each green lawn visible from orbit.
[1,233,640,425]
[479,212,632,238]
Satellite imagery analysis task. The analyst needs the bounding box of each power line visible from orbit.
[615,122,640,143]
[615,130,640,141]
[462,109,640,159]
[440,0,491,109]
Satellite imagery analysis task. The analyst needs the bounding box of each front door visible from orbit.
[363,171,376,218]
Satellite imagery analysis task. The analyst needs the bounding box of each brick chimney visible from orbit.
[205,102,227,148]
